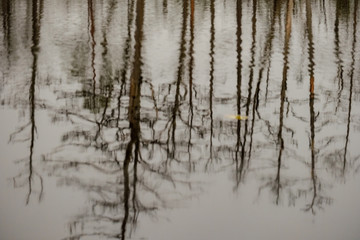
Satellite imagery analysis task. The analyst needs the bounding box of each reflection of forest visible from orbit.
[1,0,360,238]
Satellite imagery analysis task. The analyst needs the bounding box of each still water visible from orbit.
[1,0,360,239]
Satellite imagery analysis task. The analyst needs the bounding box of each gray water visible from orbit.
[1,0,360,239]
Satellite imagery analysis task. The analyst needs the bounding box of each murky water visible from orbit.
[1,0,360,239]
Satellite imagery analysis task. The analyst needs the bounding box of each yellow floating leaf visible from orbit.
[225,115,248,120]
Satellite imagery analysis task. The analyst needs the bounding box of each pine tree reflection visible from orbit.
[88,0,97,111]
[10,0,44,205]
[343,1,357,175]
[257,0,293,205]
[93,0,117,143]
[116,0,135,143]
[265,1,281,102]
[261,0,278,106]
[235,0,243,186]
[121,0,145,236]
[334,0,349,112]
[63,0,145,237]
[187,0,195,172]
[275,0,293,205]
[238,0,258,174]
[205,0,215,170]
[159,0,189,166]
[236,0,278,189]
[304,0,318,213]
[247,0,258,166]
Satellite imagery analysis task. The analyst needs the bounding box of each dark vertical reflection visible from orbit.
[25,0,32,43]
[168,0,188,162]
[235,0,243,185]
[94,0,117,142]
[206,0,215,169]
[275,0,293,205]
[250,0,278,178]
[117,0,135,142]
[88,0,97,111]
[29,0,44,204]
[9,0,44,205]
[305,0,317,214]
[320,0,327,29]
[101,0,117,49]
[100,0,117,57]
[265,0,280,101]
[188,0,195,172]
[306,0,315,80]
[239,0,257,171]
[121,0,144,238]
[28,0,38,205]
[343,1,357,174]
[2,0,12,59]
[162,0,168,14]
[334,0,344,112]
[248,0,258,164]
[121,150,131,240]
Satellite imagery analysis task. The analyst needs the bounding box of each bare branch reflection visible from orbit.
[1,1,360,239]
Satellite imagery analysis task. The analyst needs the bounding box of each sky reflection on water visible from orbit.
[1,0,360,239]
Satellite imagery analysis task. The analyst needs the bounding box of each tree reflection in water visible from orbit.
[7,0,44,205]
[43,0,199,239]
[0,0,360,239]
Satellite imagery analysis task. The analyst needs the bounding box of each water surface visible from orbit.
[1,0,360,239]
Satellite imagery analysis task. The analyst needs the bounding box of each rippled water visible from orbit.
[1,0,360,239]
